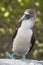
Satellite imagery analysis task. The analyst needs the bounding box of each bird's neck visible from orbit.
[20,19,35,30]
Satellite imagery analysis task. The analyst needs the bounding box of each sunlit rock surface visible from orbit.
[0,59,43,65]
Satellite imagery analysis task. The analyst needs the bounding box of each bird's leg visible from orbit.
[5,51,15,59]
[5,51,26,59]
[11,53,26,59]
[10,52,16,59]
[22,55,26,59]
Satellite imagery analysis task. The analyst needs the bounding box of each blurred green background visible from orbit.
[0,0,43,60]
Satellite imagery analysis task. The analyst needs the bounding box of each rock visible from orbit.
[0,59,43,65]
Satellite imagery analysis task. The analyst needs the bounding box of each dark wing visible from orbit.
[12,28,18,42]
[29,32,35,52]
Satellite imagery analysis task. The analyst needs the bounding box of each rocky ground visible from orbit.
[0,59,43,65]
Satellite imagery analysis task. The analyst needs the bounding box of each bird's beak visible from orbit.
[18,14,26,23]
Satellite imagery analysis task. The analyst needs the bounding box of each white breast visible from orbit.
[13,27,33,55]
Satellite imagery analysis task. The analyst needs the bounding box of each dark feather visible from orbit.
[29,32,35,52]
[12,28,18,42]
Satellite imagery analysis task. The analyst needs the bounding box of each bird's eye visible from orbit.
[25,14,30,19]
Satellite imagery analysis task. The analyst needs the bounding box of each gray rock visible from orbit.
[0,59,43,65]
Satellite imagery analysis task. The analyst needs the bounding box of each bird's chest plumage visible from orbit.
[13,28,33,54]
[18,28,33,42]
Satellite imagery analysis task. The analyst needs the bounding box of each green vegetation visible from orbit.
[0,0,43,60]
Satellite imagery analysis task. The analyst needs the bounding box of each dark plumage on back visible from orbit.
[29,32,35,52]
[12,28,18,42]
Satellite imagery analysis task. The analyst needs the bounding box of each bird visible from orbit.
[5,9,36,59]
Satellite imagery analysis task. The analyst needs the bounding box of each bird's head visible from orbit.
[18,9,36,29]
